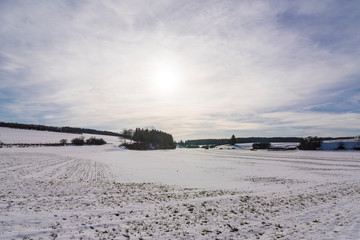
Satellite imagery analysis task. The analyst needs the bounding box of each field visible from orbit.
[1,129,360,239]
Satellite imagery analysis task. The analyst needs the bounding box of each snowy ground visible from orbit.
[321,139,360,150]
[0,127,121,145]
[1,129,360,239]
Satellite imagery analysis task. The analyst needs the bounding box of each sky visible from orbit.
[0,0,359,140]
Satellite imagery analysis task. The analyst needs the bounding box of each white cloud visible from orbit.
[0,0,359,139]
[260,111,360,136]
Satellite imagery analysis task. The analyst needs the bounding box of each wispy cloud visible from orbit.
[0,0,359,139]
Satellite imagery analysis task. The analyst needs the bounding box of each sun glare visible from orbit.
[150,60,182,95]
[154,68,177,92]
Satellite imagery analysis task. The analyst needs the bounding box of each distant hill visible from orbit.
[184,136,354,146]
[0,121,122,137]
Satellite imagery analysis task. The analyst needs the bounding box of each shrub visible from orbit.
[71,137,85,146]
[59,139,68,146]
[298,136,322,150]
[86,137,107,145]
[122,129,134,139]
[178,140,185,147]
[337,142,345,150]
[121,142,148,150]
[252,142,271,149]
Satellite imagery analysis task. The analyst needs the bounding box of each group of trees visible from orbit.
[181,134,353,151]
[71,137,107,146]
[298,136,360,150]
[121,128,176,150]
[252,142,271,149]
[184,137,302,146]
[122,129,134,139]
[0,121,121,137]
[2,121,358,151]
[179,135,282,149]
[178,140,186,147]
[298,136,322,150]
[184,134,359,151]
[184,135,355,147]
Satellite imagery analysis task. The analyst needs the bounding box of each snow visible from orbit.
[0,127,121,145]
[1,127,360,239]
[321,139,360,150]
[269,142,299,149]
[215,143,253,149]
[215,140,360,151]
[215,142,299,150]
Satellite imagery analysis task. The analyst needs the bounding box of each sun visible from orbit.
[149,59,182,95]
[154,67,179,92]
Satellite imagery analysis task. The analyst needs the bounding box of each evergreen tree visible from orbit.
[298,136,322,150]
[122,128,176,150]
[230,135,236,145]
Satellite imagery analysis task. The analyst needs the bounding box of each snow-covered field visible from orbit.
[1,128,360,239]
[0,127,121,145]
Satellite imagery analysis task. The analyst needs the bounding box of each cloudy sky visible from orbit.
[0,0,359,140]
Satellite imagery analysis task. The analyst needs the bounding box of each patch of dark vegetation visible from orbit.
[185,136,353,146]
[252,142,271,149]
[179,141,216,149]
[71,137,107,146]
[59,139,68,146]
[86,137,107,145]
[122,142,151,150]
[2,143,65,148]
[185,137,302,146]
[0,121,121,137]
[298,136,322,150]
[336,142,345,150]
[121,128,176,150]
[268,147,297,151]
[71,137,85,146]
[1,136,105,148]
[230,135,236,145]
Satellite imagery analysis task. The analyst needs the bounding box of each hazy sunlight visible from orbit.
[149,58,183,95]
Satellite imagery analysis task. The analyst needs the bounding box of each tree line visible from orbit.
[183,136,353,147]
[183,137,302,146]
[180,134,357,151]
[70,136,107,146]
[0,121,122,137]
